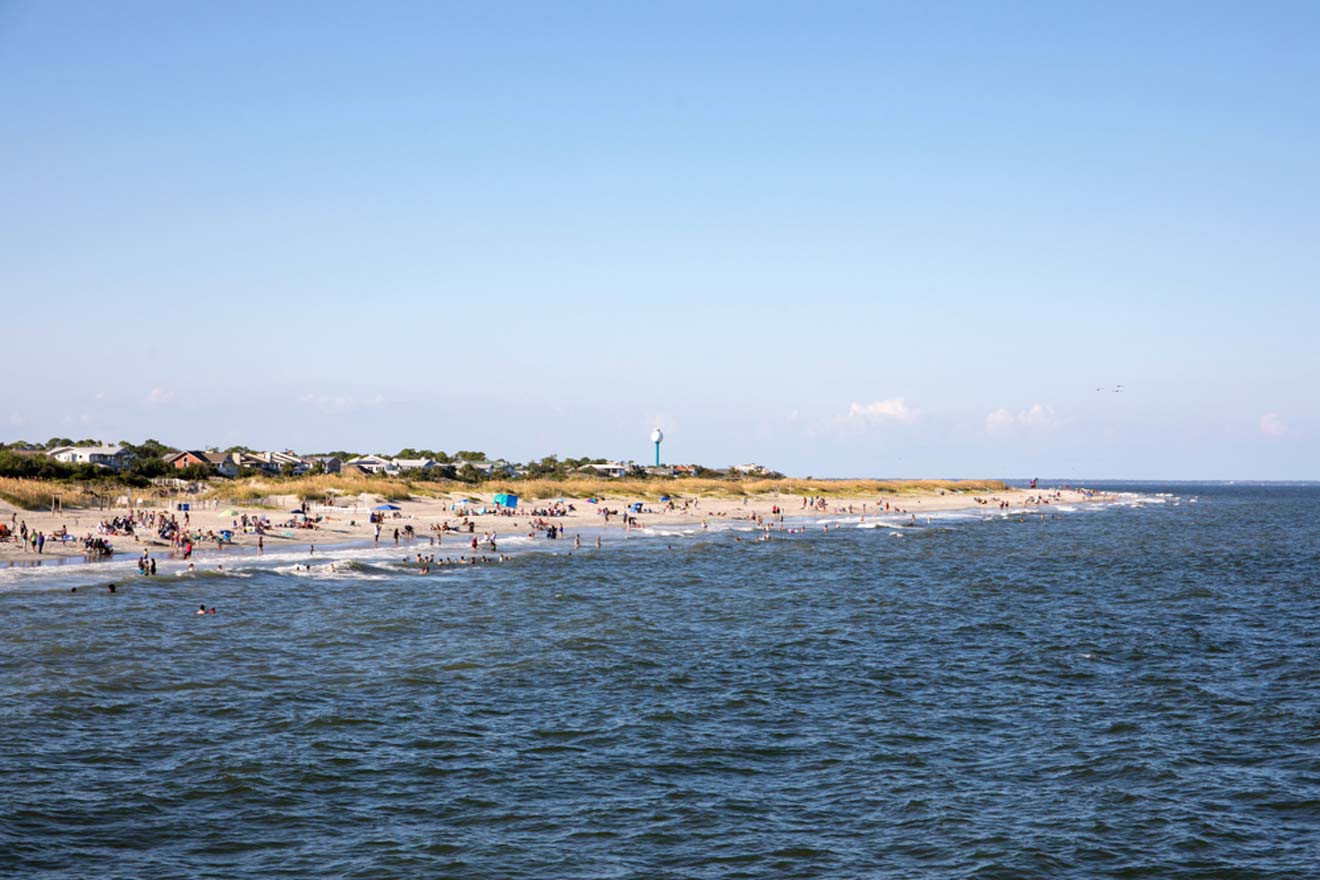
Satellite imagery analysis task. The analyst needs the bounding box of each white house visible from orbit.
[257,451,310,475]
[48,445,134,470]
[577,461,632,478]
[391,458,436,473]
[345,455,394,474]
[446,459,517,478]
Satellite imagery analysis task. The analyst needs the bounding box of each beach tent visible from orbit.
[290,509,306,515]
[493,492,519,509]
[373,503,401,511]
[630,502,643,513]
[219,509,239,516]
[659,495,671,502]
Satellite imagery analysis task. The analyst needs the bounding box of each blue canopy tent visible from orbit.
[493,492,519,509]
[373,503,401,511]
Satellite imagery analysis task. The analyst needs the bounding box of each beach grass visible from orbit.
[2,473,1010,510]
[201,474,431,504]
[0,477,96,511]
[489,477,1009,501]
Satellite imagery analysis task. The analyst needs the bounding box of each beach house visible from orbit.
[345,455,393,474]
[163,450,212,470]
[306,456,342,474]
[577,461,632,478]
[48,445,134,470]
[390,457,436,473]
[253,451,310,475]
[204,452,240,478]
[458,459,520,478]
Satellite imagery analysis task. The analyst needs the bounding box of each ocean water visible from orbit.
[2,483,1318,879]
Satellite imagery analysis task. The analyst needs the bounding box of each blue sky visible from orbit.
[2,2,1316,478]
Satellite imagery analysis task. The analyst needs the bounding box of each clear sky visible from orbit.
[2,2,1316,479]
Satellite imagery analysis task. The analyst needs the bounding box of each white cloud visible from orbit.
[808,397,920,438]
[144,387,175,405]
[846,398,917,424]
[1259,412,1286,437]
[986,403,1059,436]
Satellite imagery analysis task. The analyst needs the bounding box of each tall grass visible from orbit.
[201,474,431,504]
[490,477,1009,501]
[0,473,1011,511]
[0,477,96,511]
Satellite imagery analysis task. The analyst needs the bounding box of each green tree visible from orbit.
[121,438,178,460]
[177,464,213,482]
[126,456,170,479]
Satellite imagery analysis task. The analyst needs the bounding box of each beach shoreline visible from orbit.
[0,485,1110,571]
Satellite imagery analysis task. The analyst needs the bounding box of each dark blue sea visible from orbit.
[3,483,1319,879]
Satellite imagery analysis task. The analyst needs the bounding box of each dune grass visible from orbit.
[1,473,1010,511]
[0,477,97,511]
[489,477,1009,501]
[201,474,430,504]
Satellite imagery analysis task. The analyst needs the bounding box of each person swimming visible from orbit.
[196,604,207,615]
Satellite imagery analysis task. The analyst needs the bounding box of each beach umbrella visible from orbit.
[373,503,401,511]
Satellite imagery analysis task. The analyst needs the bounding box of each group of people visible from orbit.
[408,552,509,573]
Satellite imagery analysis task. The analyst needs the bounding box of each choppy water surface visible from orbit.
[3,483,1319,878]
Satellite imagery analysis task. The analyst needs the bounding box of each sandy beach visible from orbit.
[0,485,1109,566]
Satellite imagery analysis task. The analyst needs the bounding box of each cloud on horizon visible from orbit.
[845,398,918,424]
[986,403,1059,436]
[1259,412,1287,437]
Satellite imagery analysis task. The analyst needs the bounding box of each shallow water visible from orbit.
[2,483,1319,878]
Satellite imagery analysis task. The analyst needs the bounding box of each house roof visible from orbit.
[49,445,126,457]
[163,450,209,463]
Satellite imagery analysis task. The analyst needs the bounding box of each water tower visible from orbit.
[650,428,663,467]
